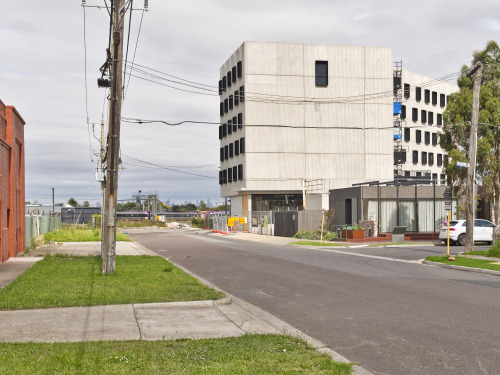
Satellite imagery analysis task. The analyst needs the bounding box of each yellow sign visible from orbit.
[228,217,246,226]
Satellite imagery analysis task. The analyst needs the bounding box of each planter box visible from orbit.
[341,229,365,239]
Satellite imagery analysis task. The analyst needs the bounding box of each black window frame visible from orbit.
[432,91,437,106]
[440,93,446,107]
[238,164,243,180]
[237,61,242,78]
[424,89,430,104]
[432,132,438,146]
[401,105,406,119]
[315,61,328,87]
[229,143,233,158]
[222,76,227,91]
[416,87,421,101]
[237,113,243,129]
[428,111,434,125]
[404,83,410,99]
[235,140,240,155]
[232,116,237,132]
[416,130,422,143]
[413,150,418,163]
[227,120,232,135]
[232,66,237,83]
[240,137,245,154]
[222,123,227,137]
[425,131,430,145]
[234,90,239,106]
[229,95,233,110]
[228,167,233,182]
[227,71,232,88]
[224,145,228,160]
[239,86,244,102]
[219,147,224,162]
[429,152,434,166]
[422,151,427,165]
[412,107,418,122]
[421,109,427,124]
[437,153,443,166]
[404,127,410,142]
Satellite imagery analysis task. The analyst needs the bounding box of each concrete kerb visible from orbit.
[165,254,372,375]
[423,259,500,276]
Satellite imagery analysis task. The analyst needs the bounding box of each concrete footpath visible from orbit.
[0,240,371,375]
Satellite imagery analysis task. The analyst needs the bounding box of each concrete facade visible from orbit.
[397,70,458,180]
[219,42,394,217]
[0,99,26,263]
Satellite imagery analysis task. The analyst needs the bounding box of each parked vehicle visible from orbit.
[439,219,497,245]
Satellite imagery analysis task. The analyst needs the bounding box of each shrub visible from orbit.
[487,242,500,258]
[323,231,338,241]
[190,217,204,228]
[293,229,337,241]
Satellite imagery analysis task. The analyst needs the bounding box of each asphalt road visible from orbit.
[130,231,500,375]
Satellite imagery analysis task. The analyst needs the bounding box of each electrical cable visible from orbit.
[82,5,94,163]
[123,9,145,99]
[122,0,133,99]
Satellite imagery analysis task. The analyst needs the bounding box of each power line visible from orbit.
[123,9,145,99]
[82,4,94,163]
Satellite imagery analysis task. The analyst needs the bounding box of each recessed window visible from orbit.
[432,173,437,181]
[218,80,223,95]
[229,95,233,110]
[232,166,237,182]
[413,150,418,163]
[315,61,328,87]
[224,99,228,114]
[223,123,227,137]
[404,83,410,99]
[421,110,427,124]
[437,113,443,126]
[412,108,418,122]
[235,140,240,155]
[432,91,437,105]
[424,89,430,104]
[422,151,427,165]
[416,130,421,143]
[222,76,227,91]
[237,113,243,129]
[238,164,243,180]
[239,86,245,102]
[237,61,243,78]
[404,127,410,142]
[223,169,227,184]
[416,171,422,177]
[240,137,245,154]
[416,87,421,101]
[428,111,433,125]
[401,105,406,119]
[220,102,224,117]
[224,145,228,160]
[440,94,446,107]
[437,154,442,166]
[425,131,430,145]
[228,167,233,182]
[429,153,434,166]
[232,66,237,83]
[234,90,239,106]
[432,133,437,146]
[219,171,223,185]
[220,148,224,162]
[229,143,234,158]
[232,116,237,132]
[440,174,446,183]
[218,125,222,140]
[227,71,232,88]
[404,170,411,177]
[228,120,232,135]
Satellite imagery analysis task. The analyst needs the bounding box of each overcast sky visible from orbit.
[1,0,498,206]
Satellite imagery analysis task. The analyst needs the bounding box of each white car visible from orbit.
[439,219,497,246]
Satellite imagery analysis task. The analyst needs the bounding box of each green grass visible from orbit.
[117,219,164,228]
[426,256,500,272]
[0,255,223,310]
[0,335,352,375]
[463,250,488,256]
[487,242,500,258]
[291,241,344,247]
[44,225,130,242]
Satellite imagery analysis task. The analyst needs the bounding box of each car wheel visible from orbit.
[458,234,466,246]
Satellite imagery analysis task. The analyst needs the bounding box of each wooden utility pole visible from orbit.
[464,62,483,252]
[102,0,125,274]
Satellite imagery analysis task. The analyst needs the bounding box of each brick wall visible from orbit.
[0,99,25,263]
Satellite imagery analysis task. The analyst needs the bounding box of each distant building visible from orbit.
[218,42,457,218]
[0,99,26,262]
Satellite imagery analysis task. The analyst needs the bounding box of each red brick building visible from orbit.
[0,99,25,263]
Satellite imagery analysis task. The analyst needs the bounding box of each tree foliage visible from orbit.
[440,41,500,222]
[67,198,78,207]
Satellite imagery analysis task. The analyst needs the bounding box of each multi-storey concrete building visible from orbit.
[218,42,457,218]
[0,99,26,262]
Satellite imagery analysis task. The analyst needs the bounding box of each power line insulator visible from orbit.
[98,78,111,88]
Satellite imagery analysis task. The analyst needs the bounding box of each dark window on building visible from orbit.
[412,107,418,122]
[232,166,237,182]
[239,86,244,102]
[401,105,406,119]
[232,66,237,83]
[432,173,438,181]
[220,148,224,162]
[441,174,446,183]
[218,80,223,95]
[416,87,421,101]
[432,91,437,105]
[232,116,237,132]
[240,137,245,154]
[425,131,430,145]
[429,152,434,166]
[437,153,443,166]
[218,125,222,140]
[432,133,438,146]
[424,89,430,104]
[229,143,233,158]
[224,98,228,113]
[437,113,443,126]
[224,145,228,160]
[222,123,227,137]
[416,171,422,177]
[234,90,239,106]
[219,171,223,185]
[228,167,233,182]
[238,164,243,180]
[422,151,427,165]
[425,172,431,179]
[222,76,227,91]
[237,61,242,78]
[220,102,224,117]
[404,127,410,142]
[315,61,328,86]
[405,170,411,177]
[428,111,433,125]
[416,130,422,143]
[238,113,243,129]
[227,72,232,88]
[421,109,427,124]
[223,169,227,184]
[404,83,410,99]
[229,95,233,110]
[440,93,446,107]
[413,150,418,163]
[227,120,232,135]
[235,140,240,155]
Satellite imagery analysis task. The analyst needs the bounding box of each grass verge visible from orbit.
[291,241,344,247]
[0,255,223,310]
[426,256,500,272]
[43,225,130,242]
[0,335,352,375]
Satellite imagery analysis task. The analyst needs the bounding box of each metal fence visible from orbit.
[248,211,275,235]
[210,214,229,232]
[25,215,61,248]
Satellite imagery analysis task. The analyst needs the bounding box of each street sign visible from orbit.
[443,188,452,198]
[456,161,470,168]
[445,201,452,211]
